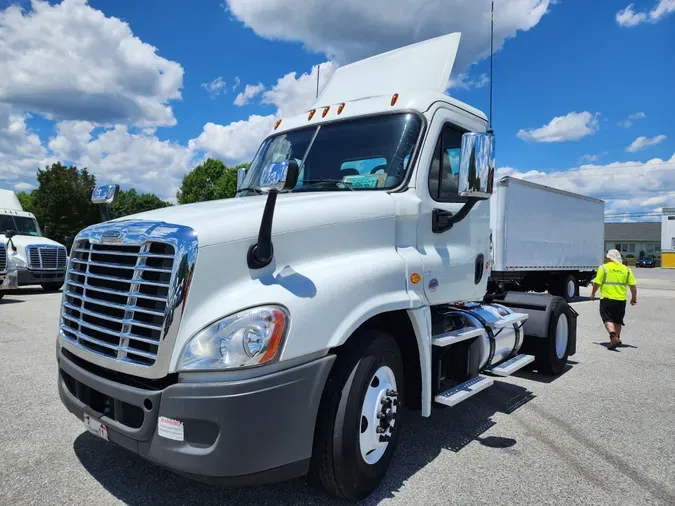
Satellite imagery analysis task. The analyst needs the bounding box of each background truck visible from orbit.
[55,33,579,501]
[0,189,68,292]
[488,176,605,302]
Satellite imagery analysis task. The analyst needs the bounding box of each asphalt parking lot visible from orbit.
[1,268,674,506]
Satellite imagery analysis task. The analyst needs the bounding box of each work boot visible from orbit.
[607,337,621,350]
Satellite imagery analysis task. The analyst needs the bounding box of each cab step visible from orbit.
[432,327,484,347]
[492,312,529,329]
[488,354,535,377]
[434,375,494,407]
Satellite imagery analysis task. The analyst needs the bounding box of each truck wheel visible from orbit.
[41,282,63,292]
[309,330,404,500]
[535,297,570,375]
[563,274,578,302]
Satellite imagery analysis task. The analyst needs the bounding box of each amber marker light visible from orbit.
[410,273,421,284]
[337,103,346,114]
[308,109,316,120]
[274,119,282,130]
[322,106,331,118]
[391,93,399,106]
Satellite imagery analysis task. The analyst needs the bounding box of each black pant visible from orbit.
[599,299,627,326]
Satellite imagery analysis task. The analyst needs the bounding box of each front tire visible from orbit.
[309,329,404,500]
[535,297,570,375]
[41,282,63,292]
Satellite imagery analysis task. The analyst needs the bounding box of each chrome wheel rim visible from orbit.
[359,365,398,465]
[555,314,569,359]
[567,279,575,299]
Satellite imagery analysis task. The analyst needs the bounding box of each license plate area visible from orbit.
[84,414,109,441]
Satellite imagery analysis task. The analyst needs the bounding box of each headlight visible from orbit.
[9,254,26,269]
[178,305,289,371]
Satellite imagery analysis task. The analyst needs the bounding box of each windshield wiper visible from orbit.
[293,179,354,191]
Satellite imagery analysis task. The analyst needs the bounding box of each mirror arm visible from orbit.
[432,198,479,234]
[8,237,17,252]
[247,189,278,269]
[99,204,111,223]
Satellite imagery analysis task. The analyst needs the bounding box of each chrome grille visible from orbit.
[59,240,175,367]
[28,245,67,270]
[0,244,7,273]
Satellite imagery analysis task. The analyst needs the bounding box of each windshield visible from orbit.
[240,112,423,192]
[0,215,42,237]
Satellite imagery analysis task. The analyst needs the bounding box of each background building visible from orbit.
[604,222,661,259]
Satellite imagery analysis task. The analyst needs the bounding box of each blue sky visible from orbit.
[0,0,673,220]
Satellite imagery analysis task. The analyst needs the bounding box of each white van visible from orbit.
[0,189,68,292]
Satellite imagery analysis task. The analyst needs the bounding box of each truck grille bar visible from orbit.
[27,245,67,270]
[0,244,7,273]
[59,240,175,367]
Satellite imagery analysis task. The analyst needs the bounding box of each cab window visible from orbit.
[428,124,467,203]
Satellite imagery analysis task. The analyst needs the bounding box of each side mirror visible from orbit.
[4,230,16,240]
[92,184,120,222]
[236,168,247,191]
[458,132,495,200]
[259,160,299,193]
[92,184,120,205]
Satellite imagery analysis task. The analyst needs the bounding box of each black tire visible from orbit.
[308,329,404,500]
[535,297,570,375]
[548,274,578,302]
[562,274,578,302]
[41,282,63,292]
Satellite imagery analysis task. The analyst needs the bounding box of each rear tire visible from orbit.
[535,297,570,375]
[41,282,63,292]
[308,329,404,500]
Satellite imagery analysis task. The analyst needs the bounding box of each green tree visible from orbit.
[110,188,172,219]
[16,191,36,213]
[30,162,99,244]
[177,159,251,204]
[177,158,227,204]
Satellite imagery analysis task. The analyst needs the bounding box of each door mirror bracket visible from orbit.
[432,199,479,233]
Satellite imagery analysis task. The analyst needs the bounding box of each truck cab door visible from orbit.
[416,109,491,305]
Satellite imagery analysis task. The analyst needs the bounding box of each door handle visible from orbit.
[432,209,454,233]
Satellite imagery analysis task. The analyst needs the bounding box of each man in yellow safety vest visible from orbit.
[590,249,638,350]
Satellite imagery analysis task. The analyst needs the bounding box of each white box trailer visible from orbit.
[488,176,605,301]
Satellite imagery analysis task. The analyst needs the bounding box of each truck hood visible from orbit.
[0,234,65,249]
[108,192,397,247]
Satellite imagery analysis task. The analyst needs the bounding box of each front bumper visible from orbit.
[18,267,65,286]
[1,270,18,291]
[57,347,335,486]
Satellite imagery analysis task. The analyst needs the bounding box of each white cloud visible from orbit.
[48,121,95,161]
[261,61,337,117]
[517,111,600,143]
[234,83,266,106]
[232,77,241,91]
[201,77,228,98]
[616,0,675,27]
[618,111,646,128]
[14,182,35,191]
[626,135,667,153]
[0,0,183,127]
[44,123,194,199]
[0,105,52,184]
[225,0,551,76]
[189,61,338,163]
[448,72,489,91]
[188,115,277,162]
[579,152,608,163]
[496,153,675,221]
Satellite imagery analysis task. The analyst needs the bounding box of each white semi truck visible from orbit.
[56,33,579,500]
[0,189,68,293]
[488,176,605,302]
